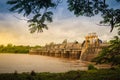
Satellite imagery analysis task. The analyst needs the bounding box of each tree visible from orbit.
[100,9,120,32]
[7,0,120,33]
[6,43,13,48]
[93,36,120,66]
[7,0,59,33]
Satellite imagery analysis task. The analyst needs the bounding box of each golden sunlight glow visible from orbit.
[0,13,117,46]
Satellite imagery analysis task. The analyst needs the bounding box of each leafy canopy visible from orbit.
[93,36,120,66]
[7,0,58,33]
[7,0,120,33]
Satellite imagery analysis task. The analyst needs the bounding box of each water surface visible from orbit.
[0,54,91,73]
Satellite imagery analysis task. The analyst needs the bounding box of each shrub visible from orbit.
[14,70,18,75]
[30,70,36,76]
[88,64,97,70]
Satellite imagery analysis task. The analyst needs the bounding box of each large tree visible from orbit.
[7,0,120,33]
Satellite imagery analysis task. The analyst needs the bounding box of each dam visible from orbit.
[29,33,108,61]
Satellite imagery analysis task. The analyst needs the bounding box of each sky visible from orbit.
[0,0,119,46]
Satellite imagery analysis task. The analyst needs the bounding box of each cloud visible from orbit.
[47,16,117,43]
[0,1,118,46]
[0,12,118,46]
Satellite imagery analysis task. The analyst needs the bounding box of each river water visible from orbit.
[0,54,109,73]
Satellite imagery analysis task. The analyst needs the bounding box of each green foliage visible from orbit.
[100,9,120,32]
[93,36,120,66]
[88,64,97,70]
[32,45,41,49]
[0,69,120,80]
[14,70,18,75]
[7,0,59,33]
[7,0,55,16]
[0,44,31,53]
[67,0,108,17]
[67,0,120,32]
[30,70,36,76]
[28,11,53,33]
[7,0,120,33]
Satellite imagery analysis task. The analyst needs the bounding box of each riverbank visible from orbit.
[0,68,120,80]
[0,45,30,53]
[0,44,41,53]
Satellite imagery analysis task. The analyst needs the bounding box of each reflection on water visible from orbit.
[0,54,90,73]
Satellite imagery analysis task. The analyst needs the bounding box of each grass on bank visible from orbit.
[0,44,41,53]
[0,67,120,80]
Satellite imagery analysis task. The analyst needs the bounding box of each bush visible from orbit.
[0,69,120,80]
[14,70,18,75]
[30,70,36,76]
[88,64,97,70]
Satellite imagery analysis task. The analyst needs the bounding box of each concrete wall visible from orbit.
[29,42,108,61]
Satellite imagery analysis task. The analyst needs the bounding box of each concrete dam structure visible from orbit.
[29,33,108,61]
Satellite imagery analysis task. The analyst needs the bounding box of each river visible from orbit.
[0,54,109,73]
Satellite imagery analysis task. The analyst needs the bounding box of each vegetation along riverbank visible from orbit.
[0,44,41,53]
[0,67,120,80]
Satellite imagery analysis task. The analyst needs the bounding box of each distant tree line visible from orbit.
[0,44,41,53]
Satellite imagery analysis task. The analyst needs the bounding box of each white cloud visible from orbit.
[0,11,118,46]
